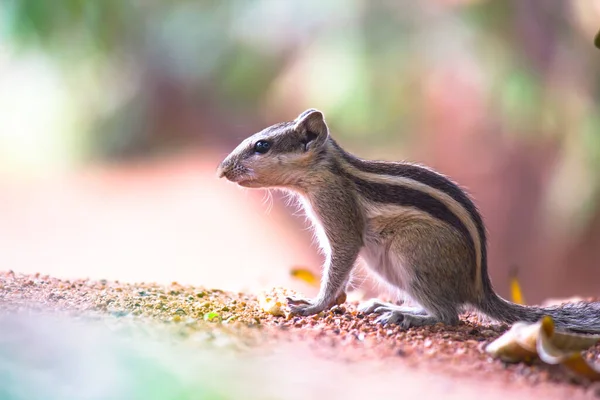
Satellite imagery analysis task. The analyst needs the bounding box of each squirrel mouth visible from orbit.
[237,179,261,188]
[217,163,255,185]
[220,170,260,187]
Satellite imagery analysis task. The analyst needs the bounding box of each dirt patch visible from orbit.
[1,270,600,399]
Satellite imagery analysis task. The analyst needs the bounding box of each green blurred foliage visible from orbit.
[3,1,599,140]
[3,0,134,57]
[1,0,600,214]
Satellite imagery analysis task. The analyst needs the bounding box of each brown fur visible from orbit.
[217,109,600,333]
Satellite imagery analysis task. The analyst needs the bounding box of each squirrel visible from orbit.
[216,108,600,333]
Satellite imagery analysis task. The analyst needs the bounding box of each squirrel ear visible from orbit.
[294,109,329,150]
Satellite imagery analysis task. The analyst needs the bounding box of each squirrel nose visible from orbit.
[216,159,231,178]
[216,164,226,178]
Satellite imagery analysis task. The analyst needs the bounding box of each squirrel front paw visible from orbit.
[287,291,347,316]
[286,296,327,316]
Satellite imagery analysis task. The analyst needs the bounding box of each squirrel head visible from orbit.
[216,109,330,188]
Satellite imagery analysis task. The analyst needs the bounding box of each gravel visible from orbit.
[1,270,599,399]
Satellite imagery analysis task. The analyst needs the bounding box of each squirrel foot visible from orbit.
[287,292,347,316]
[358,299,427,316]
[374,312,440,329]
[358,299,438,329]
[286,296,327,316]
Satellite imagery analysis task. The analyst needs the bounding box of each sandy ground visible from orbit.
[0,153,322,296]
[2,271,599,400]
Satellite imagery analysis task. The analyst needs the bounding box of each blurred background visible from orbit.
[1,0,599,304]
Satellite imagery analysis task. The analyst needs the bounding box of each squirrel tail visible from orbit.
[477,293,600,334]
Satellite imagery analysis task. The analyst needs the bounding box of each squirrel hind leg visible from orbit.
[359,299,459,328]
[403,279,462,327]
[357,298,427,316]
[378,313,444,328]
[384,308,459,328]
[357,299,457,329]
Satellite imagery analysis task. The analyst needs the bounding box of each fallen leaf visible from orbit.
[290,267,319,287]
[484,320,540,363]
[536,317,600,381]
[509,265,524,305]
[486,316,600,381]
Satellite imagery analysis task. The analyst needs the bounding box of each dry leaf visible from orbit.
[509,266,524,305]
[485,320,541,363]
[486,316,600,381]
[536,318,600,381]
[290,267,319,287]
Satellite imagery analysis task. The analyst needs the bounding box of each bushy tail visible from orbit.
[477,293,600,334]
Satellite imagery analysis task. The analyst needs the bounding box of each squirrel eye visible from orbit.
[254,140,271,154]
